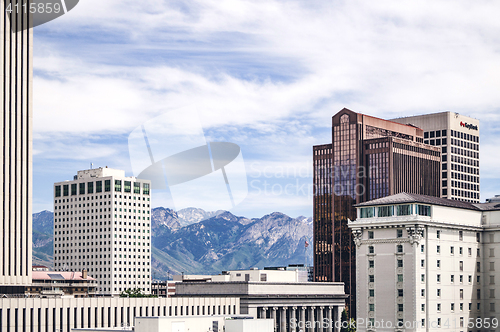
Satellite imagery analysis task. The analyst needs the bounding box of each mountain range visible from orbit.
[32,208,313,279]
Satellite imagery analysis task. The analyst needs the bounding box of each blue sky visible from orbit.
[32,0,500,218]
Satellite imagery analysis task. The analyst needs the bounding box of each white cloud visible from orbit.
[32,0,500,215]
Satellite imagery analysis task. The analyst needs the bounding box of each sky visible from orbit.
[32,0,500,218]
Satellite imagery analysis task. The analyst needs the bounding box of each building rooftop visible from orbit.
[354,192,481,211]
[32,271,96,281]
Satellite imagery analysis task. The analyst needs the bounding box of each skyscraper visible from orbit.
[53,167,152,295]
[313,108,440,316]
[0,1,33,291]
[391,112,480,203]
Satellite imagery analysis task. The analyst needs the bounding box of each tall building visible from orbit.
[392,112,480,203]
[53,167,152,295]
[349,193,500,331]
[313,108,441,316]
[0,1,33,291]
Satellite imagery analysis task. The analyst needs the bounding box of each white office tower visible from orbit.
[53,167,152,295]
[0,2,33,291]
[392,112,480,203]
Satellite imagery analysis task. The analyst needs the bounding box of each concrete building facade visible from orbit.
[0,0,33,291]
[174,269,347,332]
[0,296,239,332]
[392,112,480,203]
[349,193,500,331]
[53,167,152,295]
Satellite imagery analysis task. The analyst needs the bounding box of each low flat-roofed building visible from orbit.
[71,316,273,332]
[174,269,347,332]
[28,270,98,298]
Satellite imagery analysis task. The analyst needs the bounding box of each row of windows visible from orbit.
[451,129,479,142]
[424,130,447,139]
[55,181,150,197]
[451,137,480,151]
[360,204,430,219]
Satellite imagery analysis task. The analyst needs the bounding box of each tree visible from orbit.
[119,288,156,298]
[340,308,356,332]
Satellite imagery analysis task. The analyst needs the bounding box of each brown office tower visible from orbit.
[313,108,440,316]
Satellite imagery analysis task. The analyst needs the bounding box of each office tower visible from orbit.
[392,112,480,203]
[0,1,33,291]
[350,193,500,330]
[53,167,152,295]
[313,108,440,316]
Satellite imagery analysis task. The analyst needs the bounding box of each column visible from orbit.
[308,307,315,332]
[334,307,344,332]
[290,307,297,332]
[326,307,333,332]
[280,307,287,332]
[299,307,306,332]
[260,307,268,319]
[272,307,278,332]
[318,307,324,332]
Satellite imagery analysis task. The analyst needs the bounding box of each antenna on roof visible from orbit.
[90,163,93,169]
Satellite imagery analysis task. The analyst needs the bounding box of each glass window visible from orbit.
[369,304,374,312]
[398,289,403,297]
[115,180,122,192]
[134,182,140,194]
[397,245,403,253]
[87,182,94,194]
[398,274,403,282]
[71,183,77,195]
[96,181,102,193]
[369,260,374,268]
[437,260,441,268]
[79,183,85,195]
[143,183,150,195]
[378,206,394,217]
[397,260,403,268]
[368,231,374,239]
[368,246,374,254]
[397,229,403,238]
[369,289,374,297]
[124,181,131,193]
[396,204,412,216]
[63,184,69,196]
[369,275,374,283]
[105,180,111,192]
[417,205,431,216]
[437,245,441,253]
[360,207,374,218]
[55,185,61,197]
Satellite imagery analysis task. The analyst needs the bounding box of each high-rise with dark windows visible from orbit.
[0,1,33,292]
[392,112,480,203]
[313,108,440,316]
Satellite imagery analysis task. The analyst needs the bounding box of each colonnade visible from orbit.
[258,305,343,332]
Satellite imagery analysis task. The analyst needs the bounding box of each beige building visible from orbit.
[392,111,480,203]
[53,167,152,295]
[349,192,500,331]
[0,296,239,331]
[0,0,33,291]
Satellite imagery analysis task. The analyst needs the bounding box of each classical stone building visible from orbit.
[349,193,500,332]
